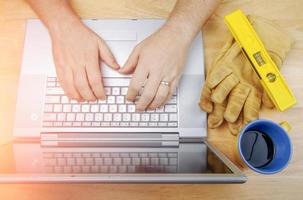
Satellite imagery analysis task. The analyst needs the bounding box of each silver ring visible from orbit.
[160,81,170,86]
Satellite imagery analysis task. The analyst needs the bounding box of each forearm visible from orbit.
[26,0,81,35]
[164,0,221,44]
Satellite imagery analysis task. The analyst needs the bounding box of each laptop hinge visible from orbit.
[40,132,179,147]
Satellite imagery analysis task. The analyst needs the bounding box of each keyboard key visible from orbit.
[91,105,99,112]
[66,113,75,121]
[169,158,178,165]
[76,113,85,121]
[113,158,122,165]
[132,113,140,121]
[160,114,168,121]
[123,158,131,165]
[66,158,76,165]
[127,166,135,173]
[167,96,177,104]
[76,158,85,165]
[139,122,147,127]
[156,106,164,112]
[158,122,167,126]
[118,105,126,112]
[95,113,103,121]
[104,113,112,121]
[82,122,91,126]
[53,122,63,126]
[45,96,60,103]
[104,87,111,95]
[168,122,177,127]
[104,158,112,165]
[72,105,81,112]
[118,166,127,173]
[81,104,90,112]
[46,88,64,95]
[44,104,53,112]
[100,105,108,112]
[122,113,131,121]
[120,122,129,126]
[151,114,159,122]
[82,166,90,173]
[72,166,81,173]
[57,158,66,166]
[107,96,115,104]
[44,158,56,166]
[112,87,120,95]
[57,113,66,121]
[92,122,100,126]
[43,113,56,121]
[85,113,94,121]
[109,105,117,113]
[91,166,99,173]
[165,105,177,112]
[101,122,110,126]
[150,158,159,165]
[100,166,108,173]
[53,104,62,112]
[95,158,103,165]
[63,122,72,127]
[116,96,124,104]
[128,105,136,113]
[130,122,138,127]
[160,158,168,165]
[63,104,72,112]
[113,113,122,121]
[141,114,149,121]
[61,96,69,103]
[121,87,128,95]
[169,114,177,121]
[109,166,118,173]
[132,158,140,165]
[85,158,94,165]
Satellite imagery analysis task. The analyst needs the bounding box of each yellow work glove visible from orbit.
[199,15,293,135]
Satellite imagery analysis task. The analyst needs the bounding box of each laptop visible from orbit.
[0,19,246,183]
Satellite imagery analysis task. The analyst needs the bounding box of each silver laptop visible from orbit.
[0,19,246,183]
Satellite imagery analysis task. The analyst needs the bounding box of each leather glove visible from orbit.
[199,15,293,135]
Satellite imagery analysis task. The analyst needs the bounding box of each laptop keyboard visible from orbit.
[43,77,178,128]
[43,151,178,173]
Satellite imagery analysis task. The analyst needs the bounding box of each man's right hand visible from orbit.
[50,19,120,101]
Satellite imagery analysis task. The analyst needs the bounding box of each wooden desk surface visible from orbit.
[0,0,302,199]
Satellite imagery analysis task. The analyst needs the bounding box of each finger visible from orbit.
[119,46,140,74]
[224,83,250,123]
[55,65,81,101]
[148,82,170,110]
[162,76,180,107]
[136,74,161,112]
[85,57,106,100]
[211,73,239,104]
[98,38,120,70]
[227,112,243,136]
[243,88,261,124]
[208,101,227,128]
[73,67,96,101]
[199,83,213,113]
[206,67,233,89]
[262,91,275,108]
[126,62,148,102]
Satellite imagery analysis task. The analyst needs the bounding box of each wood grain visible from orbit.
[0,0,302,199]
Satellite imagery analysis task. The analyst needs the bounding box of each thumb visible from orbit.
[119,46,140,74]
[98,39,120,70]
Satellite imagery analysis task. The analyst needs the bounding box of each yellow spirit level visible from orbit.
[224,10,296,111]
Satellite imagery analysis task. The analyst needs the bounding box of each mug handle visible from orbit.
[279,121,292,132]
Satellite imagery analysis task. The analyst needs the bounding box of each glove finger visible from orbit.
[224,84,251,123]
[262,91,275,108]
[211,34,235,68]
[199,83,213,113]
[243,88,261,124]
[228,112,244,136]
[211,73,239,104]
[208,101,227,128]
[207,67,233,89]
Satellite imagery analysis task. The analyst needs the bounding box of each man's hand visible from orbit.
[119,26,190,111]
[50,20,119,101]
[25,0,120,101]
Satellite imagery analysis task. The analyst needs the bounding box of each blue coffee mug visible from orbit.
[238,119,292,174]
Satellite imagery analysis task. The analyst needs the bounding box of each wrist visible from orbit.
[162,20,198,47]
[44,9,83,38]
